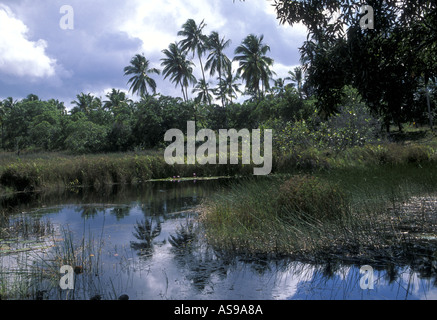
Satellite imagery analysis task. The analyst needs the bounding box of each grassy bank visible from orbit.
[0,150,257,195]
[1,133,436,195]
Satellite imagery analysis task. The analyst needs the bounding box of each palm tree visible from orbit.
[0,102,4,150]
[178,19,209,104]
[272,78,286,96]
[48,99,67,115]
[205,31,232,106]
[71,93,92,114]
[192,79,214,104]
[71,93,101,115]
[104,89,132,116]
[2,97,17,109]
[161,42,197,102]
[286,66,305,99]
[217,65,241,105]
[124,54,160,97]
[233,34,274,100]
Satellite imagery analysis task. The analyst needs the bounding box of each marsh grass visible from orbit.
[0,219,133,300]
[200,162,437,263]
[0,151,256,193]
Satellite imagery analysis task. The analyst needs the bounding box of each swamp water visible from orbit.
[1,179,436,300]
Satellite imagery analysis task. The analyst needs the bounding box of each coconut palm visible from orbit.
[286,66,305,99]
[104,89,132,116]
[272,78,287,96]
[192,79,214,104]
[205,31,232,105]
[161,42,197,102]
[71,93,94,115]
[178,19,209,104]
[124,54,160,97]
[216,65,241,105]
[233,34,274,100]
[2,97,17,109]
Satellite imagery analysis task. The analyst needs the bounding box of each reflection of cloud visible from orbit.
[0,4,56,79]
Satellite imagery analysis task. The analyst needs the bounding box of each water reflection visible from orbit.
[130,218,163,259]
[1,178,436,300]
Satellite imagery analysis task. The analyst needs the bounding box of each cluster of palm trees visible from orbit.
[123,18,298,106]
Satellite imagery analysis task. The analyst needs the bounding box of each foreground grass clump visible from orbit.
[200,163,437,261]
[277,174,349,222]
[199,175,351,255]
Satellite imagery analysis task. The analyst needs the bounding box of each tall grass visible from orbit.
[0,151,258,193]
[200,161,437,263]
[1,139,436,194]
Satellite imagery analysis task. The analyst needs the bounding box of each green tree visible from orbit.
[71,93,95,115]
[161,42,197,102]
[205,31,232,106]
[216,64,241,105]
[192,79,214,105]
[104,89,132,116]
[178,19,210,104]
[64,119,108,153]
[124,54,161,97]
[233,34,275,100]
[273,0,437,130]
[286,66,305,100]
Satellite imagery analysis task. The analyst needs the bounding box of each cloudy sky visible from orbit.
[0,0,308,109]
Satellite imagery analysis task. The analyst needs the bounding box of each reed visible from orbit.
[200,162,437,262]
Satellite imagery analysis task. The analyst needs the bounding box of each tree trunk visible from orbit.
[425,77,434,131]
[198,55,211,106]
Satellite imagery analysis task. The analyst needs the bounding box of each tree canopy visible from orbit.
[273,0,437,129]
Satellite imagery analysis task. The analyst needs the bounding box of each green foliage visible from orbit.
[64,120,108,154]
[274,0,437,127]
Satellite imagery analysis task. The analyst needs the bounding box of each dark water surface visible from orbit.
[1,179,436,300]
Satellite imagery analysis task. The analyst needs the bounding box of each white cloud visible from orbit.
[119,0,226,58]
[0,4,56,79]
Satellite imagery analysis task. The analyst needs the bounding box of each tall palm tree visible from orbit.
[233,34,274,100]
[124,54,160,97]
[0,102,4,150]
[178,19,209,104]
[286,66,305,99]
[217,65,241,105]
[205,31,232,106]
[161,42,197,102]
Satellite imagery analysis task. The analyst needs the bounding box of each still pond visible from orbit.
[1,178,436,300]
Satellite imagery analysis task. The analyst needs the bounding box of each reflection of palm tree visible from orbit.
[77,206,99,219]
[110,206,130,221]
[168,221,196,253]
[130,218,162,258]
